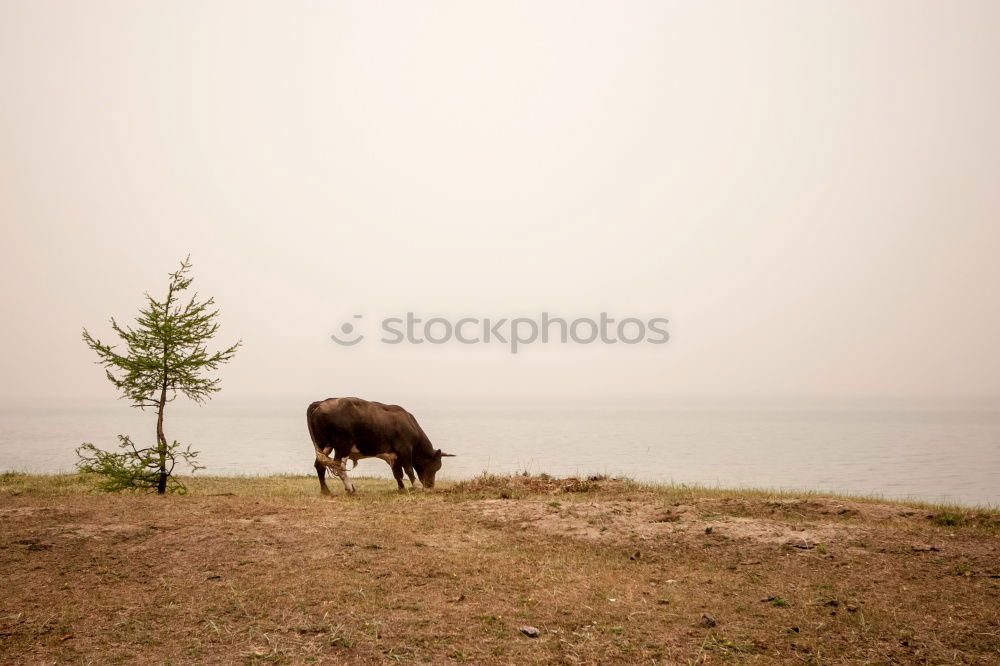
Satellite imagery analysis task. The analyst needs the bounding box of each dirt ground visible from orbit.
[1,473,998,664]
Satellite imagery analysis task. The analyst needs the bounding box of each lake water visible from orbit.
[1,406,998,507]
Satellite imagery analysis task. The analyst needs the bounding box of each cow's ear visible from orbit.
[434,448,443,459]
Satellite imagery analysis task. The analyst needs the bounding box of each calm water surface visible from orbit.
[1,406,998,506]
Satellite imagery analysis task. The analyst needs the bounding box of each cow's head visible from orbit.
[418,449,455,489]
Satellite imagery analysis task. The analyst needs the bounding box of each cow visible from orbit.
[307,397,454,495]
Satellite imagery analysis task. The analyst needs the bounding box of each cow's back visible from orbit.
[307,397,427,456]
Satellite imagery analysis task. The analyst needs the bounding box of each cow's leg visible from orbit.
[390,459,406,491]
[398,451,417,488]
[315,446,335,496]
[315,459,332,496]
[331,456,356,494]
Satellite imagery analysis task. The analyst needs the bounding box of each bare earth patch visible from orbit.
[1,473,998,664]
[473,498,868,547]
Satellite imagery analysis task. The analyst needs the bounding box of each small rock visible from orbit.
[700,614,717,628]
[630,551,642,561]
[519,626,540,638]
[911,545,939,552]
[704,526,713,534]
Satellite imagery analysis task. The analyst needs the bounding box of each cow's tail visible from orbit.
[307,401,341,470]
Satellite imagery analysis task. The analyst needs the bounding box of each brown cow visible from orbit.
[307,397,454,494]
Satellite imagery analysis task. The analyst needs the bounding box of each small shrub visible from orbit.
[931,512,966,527]
[76,435,202,494]
[564,479,597,493]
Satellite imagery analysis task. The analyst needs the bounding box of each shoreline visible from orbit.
[2,470,997,512]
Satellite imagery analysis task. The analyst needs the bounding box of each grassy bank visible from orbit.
[1,473,998,664]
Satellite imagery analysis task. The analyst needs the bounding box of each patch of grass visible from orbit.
[4,472,996,517]
[931,511,966,527]
[951,563,973,576]
[563,479,598,493]
[707,635,764,657]
[327,632,355,648]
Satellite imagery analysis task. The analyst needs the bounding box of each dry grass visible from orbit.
[1,472,998,664]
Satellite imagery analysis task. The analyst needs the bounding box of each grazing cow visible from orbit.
[307,397,454,494]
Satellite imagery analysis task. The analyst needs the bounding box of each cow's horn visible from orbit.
[441,451,456,457]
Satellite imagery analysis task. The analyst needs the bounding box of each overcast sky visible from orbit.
[2,1,998,411]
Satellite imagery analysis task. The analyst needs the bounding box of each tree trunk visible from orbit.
[155,384,167,494]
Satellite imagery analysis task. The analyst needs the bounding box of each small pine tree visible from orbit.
[78,257,240,493]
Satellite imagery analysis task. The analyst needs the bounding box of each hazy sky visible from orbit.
[2,1,999,411]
